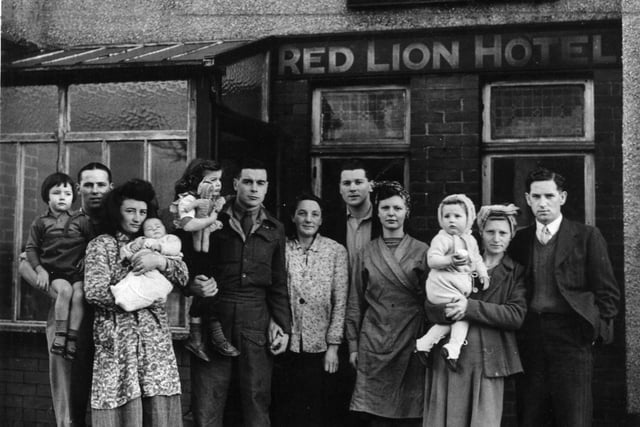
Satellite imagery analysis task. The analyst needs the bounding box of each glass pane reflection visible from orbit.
[69,81,188,131]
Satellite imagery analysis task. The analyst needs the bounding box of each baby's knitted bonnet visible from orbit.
[437,194,477,234]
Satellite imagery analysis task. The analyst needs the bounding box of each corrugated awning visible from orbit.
[5,40,253,72]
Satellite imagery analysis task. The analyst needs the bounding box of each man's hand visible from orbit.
[444,296,468,321]
[324,345,339,373]
[349,351,358,369]
[35,268,49,291]
[268,320,289,355]
[190,274,218,297]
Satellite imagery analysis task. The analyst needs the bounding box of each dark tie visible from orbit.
[241,211,253,237]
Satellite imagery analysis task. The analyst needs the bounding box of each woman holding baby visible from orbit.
[422,204,527,427]
[84,179,189,427]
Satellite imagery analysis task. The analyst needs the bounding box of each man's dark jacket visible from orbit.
[508,218,619,341]
[325,208,383,247]
[182,199,291,337]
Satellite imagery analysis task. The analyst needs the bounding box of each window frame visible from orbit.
[481,153,596,227]
[311,84,411,153]
[310,84,411,200]
[481,78,596,228]
[311,155,410,197]
[482,79,594,148]
[0,80,195,335]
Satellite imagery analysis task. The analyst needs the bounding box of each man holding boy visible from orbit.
[509,167,620,427]
[19,162,113,427]
[186,159,291,427]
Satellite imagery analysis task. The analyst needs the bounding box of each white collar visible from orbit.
[536,215,563,237]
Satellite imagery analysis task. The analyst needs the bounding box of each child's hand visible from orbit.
[480,275,490,291]
[36,269,49,291]
[451,249,470,266]
[148,241,162,252]
[213,197,226,212]
[130,237,145,252]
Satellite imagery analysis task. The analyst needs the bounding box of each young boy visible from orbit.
[25,172,94,360]
[416,194,489,371]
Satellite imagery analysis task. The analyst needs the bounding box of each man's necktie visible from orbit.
[540,225,552,245]
[241,211,253,237]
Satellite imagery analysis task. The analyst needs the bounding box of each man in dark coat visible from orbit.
[326,158,382,259]
[186,159,291,427]
[508,167,620,427]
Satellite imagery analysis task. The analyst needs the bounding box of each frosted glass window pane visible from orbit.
[150,141,187,210]
[321,89,407,143]
[19,143,59,321]
[1,85,58,133]
[69,81,188,131]
[490,84,585,139]
[0,143,17,318]
[222,54,264,120]
[109,141,144,185]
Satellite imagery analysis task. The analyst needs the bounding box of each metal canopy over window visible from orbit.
[5,40,251,71]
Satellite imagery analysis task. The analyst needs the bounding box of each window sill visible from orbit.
[0,321,189,339]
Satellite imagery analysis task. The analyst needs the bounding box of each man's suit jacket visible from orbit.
[508,218,619,341]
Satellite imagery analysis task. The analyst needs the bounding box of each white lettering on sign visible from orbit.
[278,32,618,76]
[328,47,354,73]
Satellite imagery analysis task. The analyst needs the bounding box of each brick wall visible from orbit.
[0,332,194,426]
[410,74,481,242]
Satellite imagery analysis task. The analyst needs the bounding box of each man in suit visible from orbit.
[508,167,620,427]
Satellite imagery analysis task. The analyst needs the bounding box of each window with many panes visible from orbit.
[311,85,410,200]
[0,81,192,332]
[481,80,595,227]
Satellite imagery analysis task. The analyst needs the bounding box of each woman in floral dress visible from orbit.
[272,192,349,427]
[84,179,189,427]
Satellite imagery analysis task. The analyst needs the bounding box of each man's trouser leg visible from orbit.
[517,312,593,427]
[47,304,93,427]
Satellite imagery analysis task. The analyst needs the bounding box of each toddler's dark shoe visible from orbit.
[414,348,429,366]
[441,347,458,372]
[185,340,211,362]
[63,336,78,361]
[50,332,67,356]
[212,339,240,357]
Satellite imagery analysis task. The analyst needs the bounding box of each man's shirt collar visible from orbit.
[536,215,563,238]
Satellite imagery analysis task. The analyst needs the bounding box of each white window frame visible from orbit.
[481,153,596,226]
[0,80,196,335]
[311,85,411,149]
[482,79,594,145]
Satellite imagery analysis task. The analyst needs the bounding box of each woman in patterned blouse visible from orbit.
[84,179,189,427]
[272,192,349,427]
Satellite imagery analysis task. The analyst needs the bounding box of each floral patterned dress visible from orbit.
[84,232,188,410]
